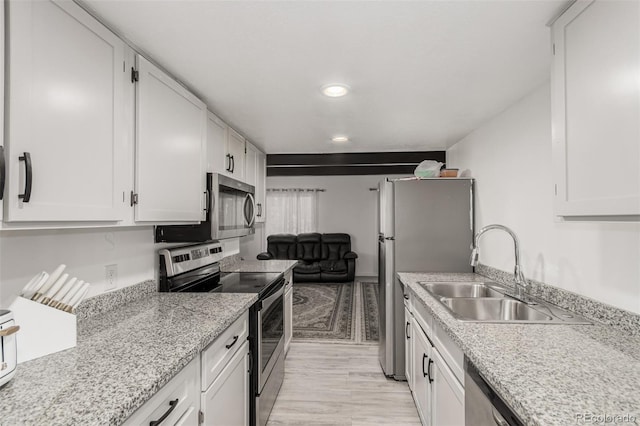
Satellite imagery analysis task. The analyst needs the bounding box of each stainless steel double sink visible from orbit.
[419,281,591,324]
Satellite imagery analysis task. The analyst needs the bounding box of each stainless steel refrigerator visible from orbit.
[377,177,474,379]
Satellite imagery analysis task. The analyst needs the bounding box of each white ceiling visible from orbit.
[82,0,568,154]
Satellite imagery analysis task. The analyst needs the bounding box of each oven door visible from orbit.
[257,280,285,391]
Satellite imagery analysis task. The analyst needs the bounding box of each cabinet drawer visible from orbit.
[412,299,433,340]
[123,357,199,426]
[201,311,249,391]
[401,284,412,312]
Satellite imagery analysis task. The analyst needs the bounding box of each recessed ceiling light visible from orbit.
[332,136,349,143]
[322,84,350,97]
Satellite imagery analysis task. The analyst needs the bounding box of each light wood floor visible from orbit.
[267,342,421,426]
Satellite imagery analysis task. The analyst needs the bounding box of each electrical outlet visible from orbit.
[105,264,118,291]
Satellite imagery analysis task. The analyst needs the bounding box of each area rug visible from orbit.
[360,281,379,342]
[292,282,355,341]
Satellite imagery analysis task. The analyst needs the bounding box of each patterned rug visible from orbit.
[292,280,379,343]
[292,282,355,341]
[360,281,379,342]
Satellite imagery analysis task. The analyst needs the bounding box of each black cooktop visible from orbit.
[215,272,283,296]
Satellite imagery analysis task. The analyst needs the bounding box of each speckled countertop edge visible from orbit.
[0,292,258,426]
[398,272,640,426]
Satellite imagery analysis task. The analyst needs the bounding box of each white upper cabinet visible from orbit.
[4,0,127,222]
[255,150,267,223]
[207,113,246,181]
[133,54,206,222]
[551,0,640,218]
[244,142,258,187]
[227,128,246,181]
[207,112,228,174]
[243,142,266,222]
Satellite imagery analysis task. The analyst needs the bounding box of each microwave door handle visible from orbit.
[245,193,256,227]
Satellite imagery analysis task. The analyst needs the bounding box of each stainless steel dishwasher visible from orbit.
[465,358,524,426]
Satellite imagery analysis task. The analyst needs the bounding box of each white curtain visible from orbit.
[265,189,320,236]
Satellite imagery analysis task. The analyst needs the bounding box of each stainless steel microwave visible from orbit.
[155,173,255,243]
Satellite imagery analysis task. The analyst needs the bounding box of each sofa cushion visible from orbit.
[296,233,322,261]
[319,260,348,273]
[321,233,351,260]
[294,261,321,274]
[266,234,297,259]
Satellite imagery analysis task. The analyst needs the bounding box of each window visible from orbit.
[265,189,321,236]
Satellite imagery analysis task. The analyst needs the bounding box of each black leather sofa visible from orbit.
[257,233,358,282]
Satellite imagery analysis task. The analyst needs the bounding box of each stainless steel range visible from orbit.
[158,242,285,426]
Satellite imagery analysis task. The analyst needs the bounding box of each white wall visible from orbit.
[240,223,266,260]
[264,175,397,277]
[0,225,242,308]
[448,83,640,314]
[0,227,156,307]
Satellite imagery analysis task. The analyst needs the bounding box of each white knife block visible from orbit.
[8,297,77,363]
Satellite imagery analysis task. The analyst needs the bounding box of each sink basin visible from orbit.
[419,282,505,299]
[441,298,553,322]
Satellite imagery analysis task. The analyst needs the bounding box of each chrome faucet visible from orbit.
[470,224,531,302]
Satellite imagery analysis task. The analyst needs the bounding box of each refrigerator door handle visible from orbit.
[385,237,395,240]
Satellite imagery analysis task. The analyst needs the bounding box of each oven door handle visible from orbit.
[261,283,284,309]
[261,279,285,308]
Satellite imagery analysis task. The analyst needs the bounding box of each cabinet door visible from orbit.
[284,285,293,355]
[227,128,246,181]
[551,0,640,217]
[404,307,413,391]
[134,54,206,222]
[201,341,250,426]
[255,150,267,223]
[244,142,258,186]
[207,112,229,175]
[411,318,432,426]
[432,350,465,426]
[5,0,126,222]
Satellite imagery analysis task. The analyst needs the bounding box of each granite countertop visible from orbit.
[0,292,257,426]
[398,272,640,426]
[221,259,298,273]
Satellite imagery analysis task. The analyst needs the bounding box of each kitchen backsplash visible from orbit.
[75,280,156,322]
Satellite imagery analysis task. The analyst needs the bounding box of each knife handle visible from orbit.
[0,325,20,337]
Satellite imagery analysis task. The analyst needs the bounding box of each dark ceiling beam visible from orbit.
[266,151,446,176]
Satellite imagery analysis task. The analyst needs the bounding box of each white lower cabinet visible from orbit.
[284,270,293,355]
[122,357,200,426]
[412,317,433,426]
[431,350,465,426]
[404,306,414,391]
[406,287,465,426]
[201,341,250,426]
